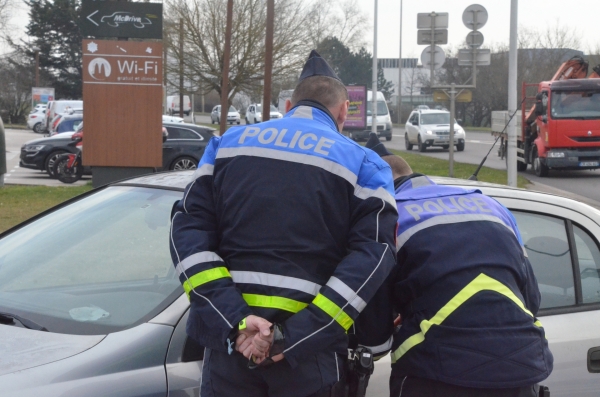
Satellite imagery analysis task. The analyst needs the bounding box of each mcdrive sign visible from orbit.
[81,0,162,39]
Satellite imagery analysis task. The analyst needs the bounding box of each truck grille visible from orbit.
[570,136,600,142]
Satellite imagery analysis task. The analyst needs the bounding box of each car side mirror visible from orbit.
[414,119,419,125]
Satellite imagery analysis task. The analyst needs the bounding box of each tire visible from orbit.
[170,156,198,171]
[404,133,413,150]
[442,145,449,150]
[33,122,44,133]
[457,141,465,152]
[385,135,392,141]
[237,121,240,125]
[532,147,549,177]
[517,159,528,171]
[211,117,215,124]
[245,118,249,125]
[54,154,83,184]
[45,150,67,178]
[418,136,426,152]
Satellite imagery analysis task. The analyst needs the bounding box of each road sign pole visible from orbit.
[471,11,477,87]
[397,0,402,124]
[449,83,456,177]
[430,12,436,86]
[371,0,378,136]
[507,0,518,187]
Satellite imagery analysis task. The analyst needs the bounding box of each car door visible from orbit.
[163,127,207,170]
[491,195,600,397]
[247,106,254,123]
[407,113,418,142]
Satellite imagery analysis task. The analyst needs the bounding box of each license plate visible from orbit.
[580,161,599,167]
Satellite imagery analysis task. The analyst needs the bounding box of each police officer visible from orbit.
[374,149,553,397]
[169,51,398,397]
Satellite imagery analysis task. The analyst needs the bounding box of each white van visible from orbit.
[166,95,191,116]
[348,91,393,142]
[45,100,83,132]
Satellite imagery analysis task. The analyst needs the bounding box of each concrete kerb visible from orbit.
[525,180,600,210]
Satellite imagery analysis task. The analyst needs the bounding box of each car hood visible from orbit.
[0,324,105,376]
[25,131,75,145]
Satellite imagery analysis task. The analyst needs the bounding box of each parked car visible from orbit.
[51,114,83,136]
[245,104,283,124]
[404,109,466,152]
[0,175,598,396]
[19,131,79,177]
[166,95,191,116]
[162,123,215,170]
[45,100,83,132]
[162,114,184,123]
[210,105,240,125]
[27,108,47,133]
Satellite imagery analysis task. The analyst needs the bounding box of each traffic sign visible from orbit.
[417,29,448,45]
[433,90,472,103]
[457,48,491,66]
[81,0,163,39]
[462,4,488,30]
[466,31,484,48]
[417,12,449,29]
[421,45,446,70]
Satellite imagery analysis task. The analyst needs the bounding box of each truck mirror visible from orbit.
[535,101,544,116]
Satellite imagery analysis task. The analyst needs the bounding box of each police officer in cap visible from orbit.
[364,139,554,397]
[169,50,398,397]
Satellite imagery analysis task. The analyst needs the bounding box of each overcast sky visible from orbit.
[3,0,597,59]
[359,0,597,60]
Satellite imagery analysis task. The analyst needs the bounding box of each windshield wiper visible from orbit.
[0,312,48,331]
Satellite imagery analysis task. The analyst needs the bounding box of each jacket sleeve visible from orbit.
[170,137,252,351]
[281,164,398,367]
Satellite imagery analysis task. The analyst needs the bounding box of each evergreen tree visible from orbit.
[18,0,83,98]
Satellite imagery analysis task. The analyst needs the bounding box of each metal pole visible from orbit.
[449,84,456,177]
[35,50,40,87]
[371,0,378,136]
[179,18,184,119]
[262,0,274,122]
[163,43,167,114]
[430,12,436,87]
[191,92,195,123]
[397,0,402,124]
[507,0,518,187]
[220,0,234,135]
[471,11,478,87]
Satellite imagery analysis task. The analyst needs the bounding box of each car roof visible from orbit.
[417,109,449,114]
[163,122,216,132]
[113,172,600,221]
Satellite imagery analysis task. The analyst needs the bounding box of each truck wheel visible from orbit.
[517,160,528,171]
[532,147,549,177]
[418,136,426,152]
[404,134,413,150]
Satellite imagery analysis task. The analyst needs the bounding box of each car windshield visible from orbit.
[255,105,279,112]
[366,101,388,115]
[0,186,183,335]
[551,90,600,119]
[420,113,450,125]
[57,119,82,133]
[229,106,237,112]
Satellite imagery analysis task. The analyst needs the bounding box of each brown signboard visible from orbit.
[82,39,162,167]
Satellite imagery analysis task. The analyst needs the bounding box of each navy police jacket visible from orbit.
[390,175,553,388]
[169,102,398,367]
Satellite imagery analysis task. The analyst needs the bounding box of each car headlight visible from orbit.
[547,151,565,158]
[426,130,433,135]
[25,145,46,151]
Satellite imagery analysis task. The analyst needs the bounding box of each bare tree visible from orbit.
[306,0,369,52]
[0,0,13,41]
[165,0,311,104]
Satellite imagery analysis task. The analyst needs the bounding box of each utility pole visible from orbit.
[179,18,184,119]
[397,0,402,124]
[219,0,234,135]
[371,0,378,136]
[262,0,274,122]
[507,0,518,187]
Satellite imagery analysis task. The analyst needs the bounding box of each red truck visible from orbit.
[493,56,600,177]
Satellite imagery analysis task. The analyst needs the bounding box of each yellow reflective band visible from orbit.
[239,317,247,330]
[391,273,541,363]
[313,294,353,331]
[183,267,231,298]
[243,294,309,313]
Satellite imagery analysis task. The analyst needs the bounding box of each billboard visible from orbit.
[32,87,55,107]
[345,86,367,130]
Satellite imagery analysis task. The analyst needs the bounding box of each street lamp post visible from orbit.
[32,46,40,87]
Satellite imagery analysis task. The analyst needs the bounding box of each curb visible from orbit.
[525,180,600,210]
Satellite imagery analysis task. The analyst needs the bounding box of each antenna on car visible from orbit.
[468,97,527,181]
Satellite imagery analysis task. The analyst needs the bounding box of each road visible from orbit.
[381,126,600,207]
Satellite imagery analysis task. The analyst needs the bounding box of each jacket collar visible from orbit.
[286,99,339,132]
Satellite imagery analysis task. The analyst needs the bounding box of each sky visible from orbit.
[2,0,597,58]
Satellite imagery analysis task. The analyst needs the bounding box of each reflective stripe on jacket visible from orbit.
[390,175,553,388]
[170,104,398,367]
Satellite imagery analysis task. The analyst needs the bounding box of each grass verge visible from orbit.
[390,149,530,188]
[0,184,93,233]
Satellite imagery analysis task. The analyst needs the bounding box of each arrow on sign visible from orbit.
[87,10,99,26]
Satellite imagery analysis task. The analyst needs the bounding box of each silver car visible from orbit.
[405,109,466,152]
[0,173,599,396]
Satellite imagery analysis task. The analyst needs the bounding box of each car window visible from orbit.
[421,113,450,125]
[573,224,600,304]
[167,127,202,140]
[0,186,183,335]
[512,211,575,309]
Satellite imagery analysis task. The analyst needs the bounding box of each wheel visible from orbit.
[418,136,426,152]
[442,145,449,150]
[33,122,44,133]
[45,150,67,178]
[245,118,249,125]
[211,117,215,124]
[532,147,549,177]
[385,135,391,141]
[517,160,528,171]
[54,154,83,184]
[457,141,465,152]
[170,156,198,171]
[404,133,413,150]
[237,121,240,125]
